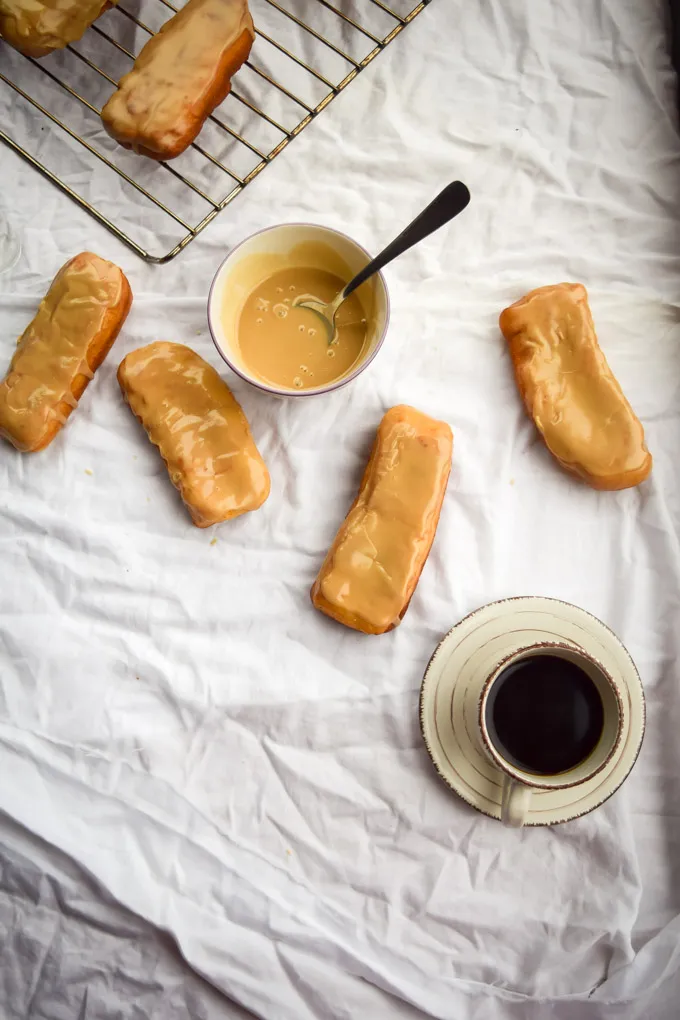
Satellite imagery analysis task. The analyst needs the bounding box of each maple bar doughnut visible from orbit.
[118,342,270,527]
[499,283,652,490]
[0,252,131,453]
[0,0,117,58]
[311,405,453,635]
[101,0,255,161]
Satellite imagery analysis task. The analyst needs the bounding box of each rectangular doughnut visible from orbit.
[117,342,270,527]
[499,283,652,490]
[101,0,254,160]
[0,251,132,453]
[311,405,453,635]
[0,0,117,58]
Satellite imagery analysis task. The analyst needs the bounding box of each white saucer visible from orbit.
[419,597,646,825]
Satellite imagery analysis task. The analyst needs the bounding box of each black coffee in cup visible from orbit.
[485,654,605,775]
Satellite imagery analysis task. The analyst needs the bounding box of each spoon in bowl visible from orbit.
[293,180,471,344]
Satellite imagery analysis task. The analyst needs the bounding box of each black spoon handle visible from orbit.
[342,180,471,301]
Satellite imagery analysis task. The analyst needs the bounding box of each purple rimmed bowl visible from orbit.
[207,223,390,397]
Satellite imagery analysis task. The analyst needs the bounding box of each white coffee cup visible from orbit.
[478,641,624,827]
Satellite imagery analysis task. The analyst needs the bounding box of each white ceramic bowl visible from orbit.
[207,223,390,397]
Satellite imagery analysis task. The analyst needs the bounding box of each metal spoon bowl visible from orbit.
[293,180,471,344]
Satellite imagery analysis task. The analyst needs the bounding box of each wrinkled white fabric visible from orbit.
[1,0,680,1017]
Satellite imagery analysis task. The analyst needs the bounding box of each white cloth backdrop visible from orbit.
[1,1,680,1017]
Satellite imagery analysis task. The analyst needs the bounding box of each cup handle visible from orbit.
[501,777,532,827]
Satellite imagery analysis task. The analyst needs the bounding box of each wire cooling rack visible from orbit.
[0,0,431,263]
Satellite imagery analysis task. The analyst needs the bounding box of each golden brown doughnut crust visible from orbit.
[499,283,652,490]
[311,405,453,635]
[0,0,116,59]
[0,252,132,453]
[117,342,270,528]
[101,0,254,161]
